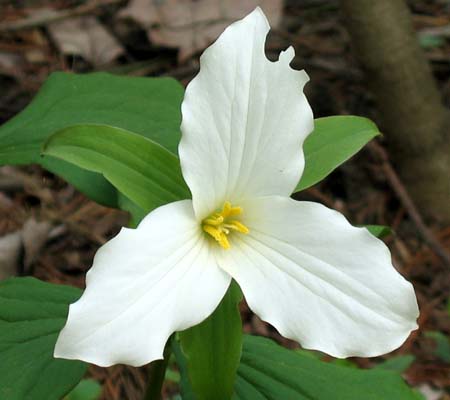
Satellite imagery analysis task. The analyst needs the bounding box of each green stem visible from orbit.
[143,342,171,400]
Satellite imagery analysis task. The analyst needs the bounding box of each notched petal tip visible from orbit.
[279,45,295,64]
[179,7,314,218]
[278,46,310,88]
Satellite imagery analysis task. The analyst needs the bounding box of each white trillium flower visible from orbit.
[54,8,419,367]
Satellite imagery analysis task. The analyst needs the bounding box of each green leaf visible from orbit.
[330,358,358,368]
[65,379,102,400]
[0,277,86,400]
[0,72,184,207]
[42,124,190,213]
[294,349,322,361]
[425,331,450,363]
[42,156,119,207]
[374,355,415,373]
[165,368,181,384]
[296,116,380,192]
[117,193,147,228]
[171,338,197,400]
[234,335,420,400]
[179,282,243,400]
[362,225,393,239]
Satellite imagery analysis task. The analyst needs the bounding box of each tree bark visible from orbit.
[340,0,450,221]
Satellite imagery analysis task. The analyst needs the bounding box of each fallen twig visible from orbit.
[0,0,124,33]
[369,141,450,267]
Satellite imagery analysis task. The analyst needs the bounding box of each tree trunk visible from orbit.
[339,0,450,221]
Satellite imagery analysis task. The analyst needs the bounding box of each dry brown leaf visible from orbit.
[0,218,52,280]
[417,384,445,400]
[0,52,22,71]
[0,232,22,281]
[22,218,52,270]
[119,0,282,60]
[22,29,48,64]
[43,10,124,66]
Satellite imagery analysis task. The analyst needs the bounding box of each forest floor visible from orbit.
[0,0,449,399]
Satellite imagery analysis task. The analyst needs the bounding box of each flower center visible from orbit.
[202,201,249,249]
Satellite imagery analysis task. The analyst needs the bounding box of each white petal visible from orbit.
[54,200,231,367]
[217,196,419,358]
[179,7,313,219]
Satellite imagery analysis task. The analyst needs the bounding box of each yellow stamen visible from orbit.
[221,201,243,218]
[203,215,224,226]
[202,225,230,249]
[226,220,249,234]
[218,233,230,249]
[202,201,249,249]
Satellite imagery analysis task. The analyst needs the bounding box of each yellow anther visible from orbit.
[202,201,249,249]
[221,201,243,218]
[226,220,249,234]
[222,201,232,216]
[218,233,230,249]
[203,215,224,226]
[202,225,230,249]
